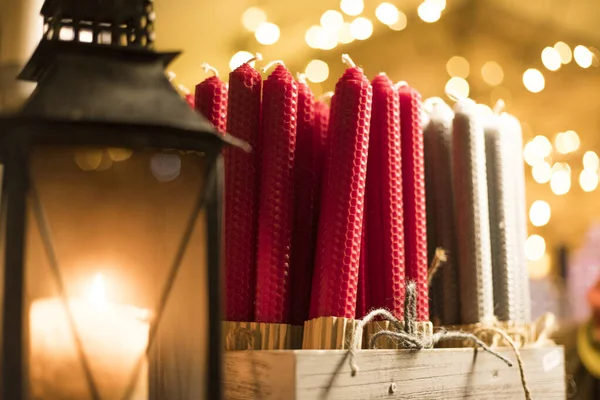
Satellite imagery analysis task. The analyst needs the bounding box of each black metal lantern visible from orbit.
[0,1,241,399]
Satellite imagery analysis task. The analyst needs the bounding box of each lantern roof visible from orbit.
[9,0,248,152]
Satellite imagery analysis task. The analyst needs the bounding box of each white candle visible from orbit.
[30,274,150,399]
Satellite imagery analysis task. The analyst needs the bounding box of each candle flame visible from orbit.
[89,274,107,306]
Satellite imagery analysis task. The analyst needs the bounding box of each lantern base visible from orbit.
[223,321,303,350]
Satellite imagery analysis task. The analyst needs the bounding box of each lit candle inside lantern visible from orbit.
[30,274,150,399]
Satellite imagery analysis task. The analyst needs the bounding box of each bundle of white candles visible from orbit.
[425,98,531,326]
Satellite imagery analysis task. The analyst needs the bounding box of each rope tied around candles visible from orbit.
[347,282,513,377]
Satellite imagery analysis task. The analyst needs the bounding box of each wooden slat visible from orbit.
[224,346,565,399]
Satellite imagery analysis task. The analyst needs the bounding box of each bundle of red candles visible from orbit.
[193,54,428,327]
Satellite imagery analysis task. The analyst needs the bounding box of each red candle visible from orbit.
[195,64,228,134]
[365,74,405,318]
[255,62,298,324]
[356,223,369,319]
[310,55,373,320]
[224,58,262,322]
[398,83,428,322]
[185,93,195,109]
[313,96,331,218]
[290,76,317,325]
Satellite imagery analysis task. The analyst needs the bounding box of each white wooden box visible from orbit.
[224,346,565,399]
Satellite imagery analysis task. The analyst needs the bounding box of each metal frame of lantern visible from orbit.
[0,1,243,399]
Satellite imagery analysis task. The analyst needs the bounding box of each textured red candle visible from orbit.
[224,61,262,322]
[356,223,369,319]
[185,93,195,109]
[365,74,405,318]
[195,68,228,134]
[290,78,317,325]
[255,63,298,324]
[311,55,373,319]
[398,84,429,321]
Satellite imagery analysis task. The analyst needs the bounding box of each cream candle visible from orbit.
[29,274,150,399]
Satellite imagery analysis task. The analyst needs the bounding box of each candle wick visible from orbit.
[261,60,286,74]
[423,96,446,112]
[296,72,308,84]
[318,91,334,101]
[167,71,177,82]
[395,80,408,88]
[245,52,263,66]
[201,62,219,77]
[341,53,357,68]
[493,99,506,115]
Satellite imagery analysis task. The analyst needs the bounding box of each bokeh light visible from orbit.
[525,235,546,261]
[574,45,593,68]
[376,3,400,25]
[340,0,364,16]
[555,130,580,154]
[523,68,545,93]
[321,10,344,31]
[541,47,562,71]
[583,151,600,171]
[305,60,330,83]
[580,169,599,192]
[350,17,373,40]
[550,163,571,195]
[481,61,504,86]
[529,200,551,227]
[532,161,552,184]
[417,2,442,23]
[337,22,355,43]
[446,56,470,78]
[528,254,551,279]
[254,22,280,45]
[554,41,572,64]
[241,7,267,32]
[444,77,470,100]
[388,11,408,31]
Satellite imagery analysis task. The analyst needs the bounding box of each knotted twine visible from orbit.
[348,248,533,400]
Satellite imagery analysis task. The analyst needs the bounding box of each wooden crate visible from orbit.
[224,346,565,399]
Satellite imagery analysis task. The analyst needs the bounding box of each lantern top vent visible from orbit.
[41,0,155,49]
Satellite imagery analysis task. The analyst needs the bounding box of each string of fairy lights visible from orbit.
[227,0,599,278]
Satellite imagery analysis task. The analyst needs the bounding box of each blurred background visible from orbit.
[154,0,600,323]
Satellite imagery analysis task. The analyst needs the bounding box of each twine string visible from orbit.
[427,247,448,287]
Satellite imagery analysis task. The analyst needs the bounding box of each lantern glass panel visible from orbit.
[23,145,210,399]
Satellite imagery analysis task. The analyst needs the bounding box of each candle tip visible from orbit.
[167,71,177,82]
[244,52,263,67]
[201,62,219,77]
[341,54,357,68]
[261,60,286,74]
[493,99,506,114]
[394,80,408,88]
[178,84,191,95]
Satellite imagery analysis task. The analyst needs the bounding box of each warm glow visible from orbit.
[541,47,562,71]
[305,60,330,83]
[255,22,280,45]
[528,253,551,279]
[418,1,442,23]
[525,235,546,262]
[376,3,400,25]
[107,148,133,162]
[321,10,344,31]
[523,141,544,166]
[523,68,545,93]
[79,30,93,43]
[574,45,593,68]
[550,163,571,195]
[229,51,255,71]
[444,77,470,100]
[583,151,600,171]
[529,200,551,227]
[306,25,325,48]
[89,274,107,306]
[350,17,373,40]
[388,11,407,31]
[428,0,447,10]
[446,56,470,78]
[337,22,355,43]
[580,169,599,192]
[481,61,504,86]
[241,7,267,32]
[340,0,364,16]
[555,130,580,154]
[59,27,75,41]
[532,161,552,184]
[554,41,572,64]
